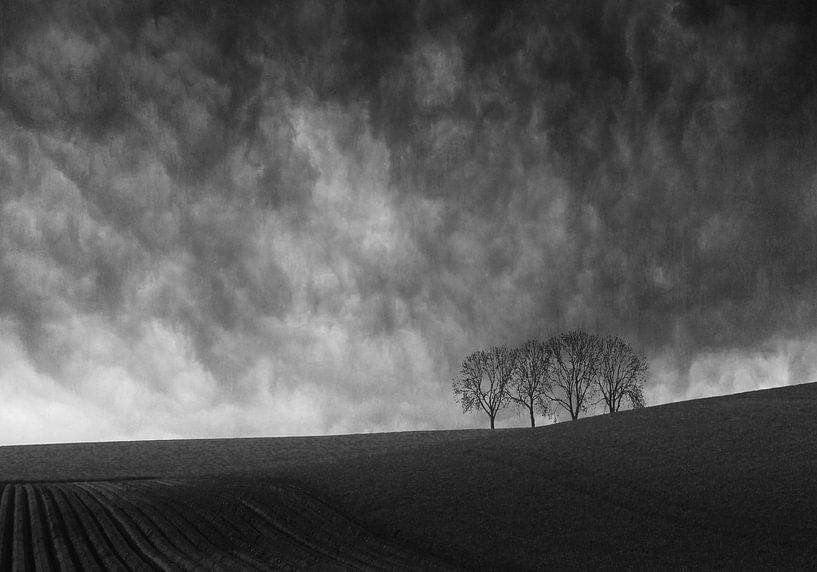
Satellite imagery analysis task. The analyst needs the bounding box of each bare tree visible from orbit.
[545,330,602,420]
[510,339,551,427]
[597,335,648,413]
[451,346,514,429]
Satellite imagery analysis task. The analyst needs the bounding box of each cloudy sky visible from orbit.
[1,0,816,444]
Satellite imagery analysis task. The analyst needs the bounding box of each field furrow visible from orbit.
[53,484,132,572]
[176,485,312,569]
[83,482,204,572]
[211,487,336,568]
[113,482,247,571]
[0,477,439,570]
[130,480,271,571]
[180,478,428,570]
[24,484,56,572]
[39,486,83,571]
[132,481,233,548]
[126,483,234,552]
[70,484,159,572]
[0,485,13,571]
[76,483,180,572]
[91,481,227,571]
[158,484,271,567]
[150,478,396,570]
[237,483,420,570]
[201,493,305,569]
[236,494,378,569]
[12,485,31,572]
[44,484,108,572]
[270,484,420,569]
[253,485,403,568]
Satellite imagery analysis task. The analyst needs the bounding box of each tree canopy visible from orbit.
[451,346,515,429]
[452,330,648,428]
[510,339,551,427]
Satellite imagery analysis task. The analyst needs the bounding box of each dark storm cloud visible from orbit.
[0,0,816,442]
[340,0,817,374]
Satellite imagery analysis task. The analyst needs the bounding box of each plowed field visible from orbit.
[0,478,447,570]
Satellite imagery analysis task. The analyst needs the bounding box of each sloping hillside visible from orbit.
[2,383,817,569]
[0,479,448,570]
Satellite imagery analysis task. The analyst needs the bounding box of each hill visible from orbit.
[1,382,817,569]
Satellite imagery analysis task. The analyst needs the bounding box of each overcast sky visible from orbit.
[1,0,816,444]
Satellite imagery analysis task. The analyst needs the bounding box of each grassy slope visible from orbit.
[2,383,817,569]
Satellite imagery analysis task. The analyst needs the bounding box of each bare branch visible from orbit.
[544,330,602,420]
[596,335,648,413]
[452,346,514,429]
[509,339,552,427]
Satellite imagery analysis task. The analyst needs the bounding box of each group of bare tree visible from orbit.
[451,330,647,429]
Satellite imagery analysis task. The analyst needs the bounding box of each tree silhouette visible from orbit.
[597,335,648,413]
[546,330,601,420]
[451,346,514,429]
[510,339,551,427]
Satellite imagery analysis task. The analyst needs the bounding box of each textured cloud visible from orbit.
[0,1,816,443]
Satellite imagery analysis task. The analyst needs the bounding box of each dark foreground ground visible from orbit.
[2,382,817,570]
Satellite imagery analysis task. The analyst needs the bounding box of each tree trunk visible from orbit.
[490,416,495,430]
[529,407,535,428]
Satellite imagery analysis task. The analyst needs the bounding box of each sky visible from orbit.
[1,0,816,444]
